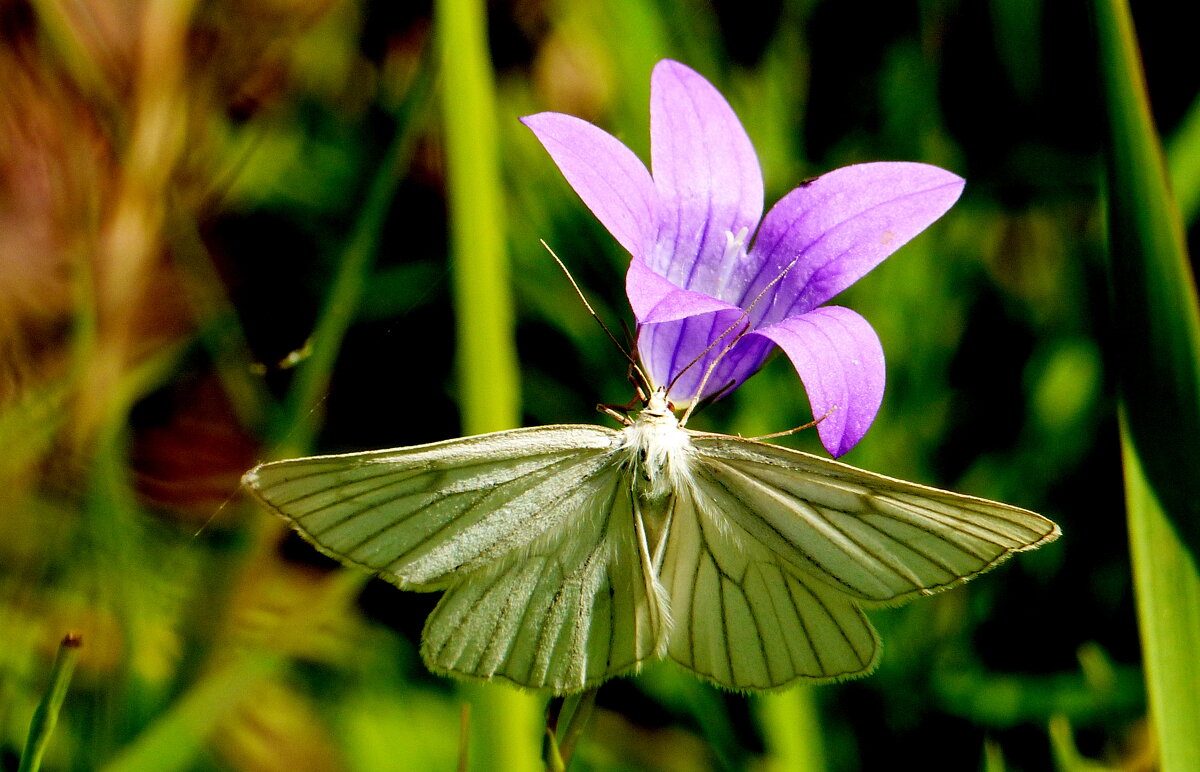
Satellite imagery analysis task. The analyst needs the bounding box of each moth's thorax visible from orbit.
[620,389,693,500]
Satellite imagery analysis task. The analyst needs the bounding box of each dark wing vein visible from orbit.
[244,426,622,588]
[418,458,669,694]
[662,482,880,689]
[687,437,1059,603]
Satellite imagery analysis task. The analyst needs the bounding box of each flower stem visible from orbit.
[435,0,539,769]
[19,634,82,772]
[545,688,599,770]
[757,689,826,772]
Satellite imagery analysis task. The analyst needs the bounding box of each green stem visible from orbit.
[18,634,82,772]
[545,688,598,770]
[435,0,520,433]
[1095,0,1200,548]
[435,0,539,770]
[757,689,825,772]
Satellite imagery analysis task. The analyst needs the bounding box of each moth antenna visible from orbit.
[668,256,799,399]
[542,240,644,379]
[665,318,743,397]
[622,320,653,399]
[677,257,800,426]
[687,379,736,415]
[749,405,837,440]
[620,318,636,349]
[678,322,751,426]
[625,370,649,404]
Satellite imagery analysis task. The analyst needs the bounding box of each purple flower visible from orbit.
[522,60,964,456]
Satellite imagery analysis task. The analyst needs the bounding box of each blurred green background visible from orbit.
[1,0,1195,769]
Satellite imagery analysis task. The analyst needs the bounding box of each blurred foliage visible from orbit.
[1,0,1195,769]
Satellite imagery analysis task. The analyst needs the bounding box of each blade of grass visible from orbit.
[28,0,122,118]
[545,689,598,770]
[1120,421,1200,771]
[18,634,82,772]
[1096,0,1200,550]
[1095,0,1200,769]
[436,0,520,432]
[435,0,540,770]
[1166,91,1200,226]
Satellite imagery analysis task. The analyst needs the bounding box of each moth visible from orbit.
[243,385,1059,694]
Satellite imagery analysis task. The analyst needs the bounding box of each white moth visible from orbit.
[243,387,1059,694]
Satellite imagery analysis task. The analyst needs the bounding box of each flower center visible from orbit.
[722,226,749,263]
[713,226,749,298]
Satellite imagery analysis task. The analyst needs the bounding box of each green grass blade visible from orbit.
[1167,91,1200,225]
[437,0,520,435]
[1095,1,1200,769]
[1120,423,1200,770]
[18,634,82,772]
[1095,0,1200,550]
[435,0,540,770]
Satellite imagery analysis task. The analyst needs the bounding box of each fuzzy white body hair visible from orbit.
[619,389,695,501]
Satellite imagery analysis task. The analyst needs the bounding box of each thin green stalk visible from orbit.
[435,0,539,770]
[18,634,82,772]
[757,689,825,772]
[1095,0,1200,769]
[436,0,520,433]
[545,689,598,771]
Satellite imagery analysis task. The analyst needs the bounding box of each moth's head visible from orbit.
[643,387,674,417]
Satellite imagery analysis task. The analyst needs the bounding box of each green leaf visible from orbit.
[1095,0,1200,769]
[1167,91,1200,225]
[1121,422,1200,771]
[1096,0,1200,550]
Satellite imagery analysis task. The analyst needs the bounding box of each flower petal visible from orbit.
[739,162,964,326]
[626,257,739,324]
[751,306,885,457]
[648,60,763,291]
[637,308,768,402]
[521,112,659,259]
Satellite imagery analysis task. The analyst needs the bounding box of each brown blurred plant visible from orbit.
[0,0,340,500]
